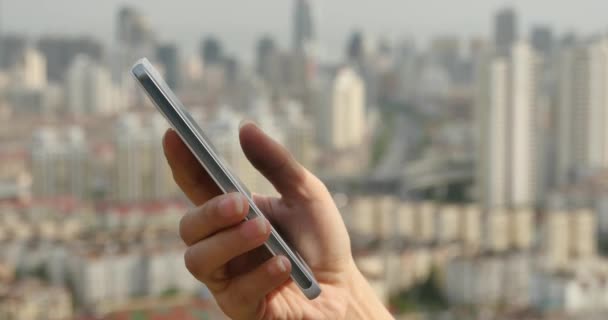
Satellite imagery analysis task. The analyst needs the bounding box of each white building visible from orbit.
[544,211,571,269]
[476,41,539,209]
[435,205,461,243]
[461,205,482,252]
[319,67,366,150]
[114,114,144,202]
[414,202,436,243]
[484,209,510,252]
[556,38,608,185]
[12,47,47,89]
[569,209,597,259]
[511,208,535,250]
[30,127,88,199]
[396,201,416,239]
[142,114,175,200]
[65,55,117,116]
[445,253,531,307]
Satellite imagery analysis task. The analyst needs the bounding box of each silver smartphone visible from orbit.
[131,58,321,299]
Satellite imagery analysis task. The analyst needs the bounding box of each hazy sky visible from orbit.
[2,0,607,61]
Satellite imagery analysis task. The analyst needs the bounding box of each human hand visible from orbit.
[163,121,393,320]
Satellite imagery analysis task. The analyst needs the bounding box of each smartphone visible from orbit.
[131,58,321,299]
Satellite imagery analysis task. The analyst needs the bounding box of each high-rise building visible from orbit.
[319,67,366,150]
[13,47,47,89]
[280,100,315,169]
[113,114,176,203]
[143,114,175,200]
[256,35,280,88]
[31,128,59,198]
[200,36,224,66]
[556,38,608,185]
[114,6,155,103]
[293,0,315,53]
[155,43,180,89]
[65,55,115,116]
[530,25,554,57]
[476,42,539,209]
[0,34,26,70]
[116,6,154,47]
[30,127,88,199]
[114,114,144,202]
[494,8,518,57]
[37,36,103,82]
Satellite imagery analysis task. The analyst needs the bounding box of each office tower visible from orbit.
[143,114,174,200]
[114,5,155,105]
[114,114,144,202]
[37,36,103,82]
[531,25,554,57]
[256,35,280,87]
[318,67,366,150]
[347,31,366,62]
[200,36,224,66]
[556,38,608,185]
[510,42,538,207]
[64,126,88,199]
[0,34,26,70]
[15,47,47,89]
[281,100,315,169]
[293,0,315,53]
[476,41,539,209]
[116,6,154,47]
[65,55,114,115]
[155,43,180,90]
[494,8,518,57]
[31,128,59,198]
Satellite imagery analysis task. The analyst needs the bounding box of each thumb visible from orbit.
[239,121,323,202]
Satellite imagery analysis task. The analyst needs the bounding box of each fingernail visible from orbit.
[239,119,257,130]
[219,194,244,218]
[269,256,289,276]
[242,217,268,239]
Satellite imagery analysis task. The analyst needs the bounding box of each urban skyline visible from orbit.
[1,1,608,62]
[3,0,608,319]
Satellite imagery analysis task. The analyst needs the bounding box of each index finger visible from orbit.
[163,128,222,205]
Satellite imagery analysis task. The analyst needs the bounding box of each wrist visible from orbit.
[344,262,393,320]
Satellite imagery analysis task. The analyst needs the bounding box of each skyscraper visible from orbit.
[116,6,154,47]
[31,128,59,198]
[510,42,538,207]
[156,43,180,89]
[531,25,555,57]
[319,67,366,150]
[65,55,115,116]
[200,36,224,66]
[143,114,174,200]
[556,38,608,185]
[30,127,89,199]
[37,36,103,82]
[494,8,518,57]
[0,35,26,70]
[13,47,47,89]
[114,114,144,203]
[256,35,280,87]
[293,0,315,53]
[476,41,539,209]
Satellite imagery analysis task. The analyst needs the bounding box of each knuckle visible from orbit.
[183,248,202,278]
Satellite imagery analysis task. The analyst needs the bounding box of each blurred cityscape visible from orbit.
[0,1,607,319]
